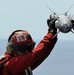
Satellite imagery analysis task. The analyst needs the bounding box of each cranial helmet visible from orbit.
[8,30,36,52]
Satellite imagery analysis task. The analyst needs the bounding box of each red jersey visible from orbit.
[2,32,57,75]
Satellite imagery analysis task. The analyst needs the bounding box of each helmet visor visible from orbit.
[9,41,36,53]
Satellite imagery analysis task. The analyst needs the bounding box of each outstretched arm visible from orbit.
[31,32,57,70]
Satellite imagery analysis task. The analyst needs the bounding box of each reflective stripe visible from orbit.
[28,67,33,75]
[25,67,33,75]
[25,69,28,75]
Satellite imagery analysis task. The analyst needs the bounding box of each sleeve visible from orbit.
[4,32,57,74]
[31,32,57,70]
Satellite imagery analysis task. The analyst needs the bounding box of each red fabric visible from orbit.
[2,32,57,75]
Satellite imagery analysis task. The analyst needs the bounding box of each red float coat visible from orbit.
[2,32,57,75]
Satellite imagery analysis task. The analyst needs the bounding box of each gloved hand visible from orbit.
[71,19,74,25]
[71,19,74,30]
[47,19,57,34]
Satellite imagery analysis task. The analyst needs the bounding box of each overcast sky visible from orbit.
[0,1,74,75]
[0,0,74,40]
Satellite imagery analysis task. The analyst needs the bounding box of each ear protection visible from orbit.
[6,45,13,54]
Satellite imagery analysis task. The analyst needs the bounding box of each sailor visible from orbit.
[2,19,57,75]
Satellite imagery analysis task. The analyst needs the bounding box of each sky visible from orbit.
[0,0,74,41]
[0,0,74,75]
[33,40,74,75]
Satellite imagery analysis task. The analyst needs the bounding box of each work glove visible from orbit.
[47,19,57,34]
[71,19,74,26]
